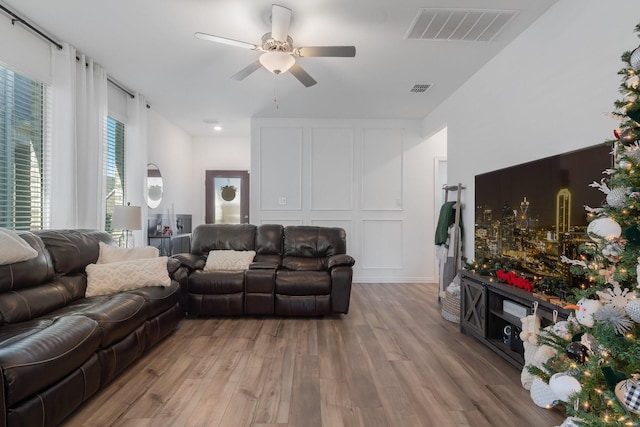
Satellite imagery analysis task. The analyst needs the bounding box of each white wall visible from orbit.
[190,136,251,226]
[251,118,445,283]
[422,0,640,261]
[0,15,51,84]
[147,110,194,222]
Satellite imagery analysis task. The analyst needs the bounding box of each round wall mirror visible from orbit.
[146,163,163,209]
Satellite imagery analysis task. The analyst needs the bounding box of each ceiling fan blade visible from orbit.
[270,4,292,43]
[289,63,317,87]
[194,32,257,50]
[296,46,356,57]
[231,61,263,80]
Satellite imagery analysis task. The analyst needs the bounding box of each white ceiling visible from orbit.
[2,0,557,137]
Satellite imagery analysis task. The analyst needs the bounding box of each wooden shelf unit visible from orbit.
[459,271,569,369]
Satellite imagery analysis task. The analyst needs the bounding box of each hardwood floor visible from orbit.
[63,283,566,427]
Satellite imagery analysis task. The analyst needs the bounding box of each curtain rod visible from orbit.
[107,77,135,99]
[2,3,139,101]
[0,4,62,50]
[74,56,135,99]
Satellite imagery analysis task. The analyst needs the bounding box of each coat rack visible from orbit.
[437,183,465,300]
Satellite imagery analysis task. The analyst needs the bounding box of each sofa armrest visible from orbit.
[331,266,353,314]
[327,254,355,269]
[171,253,206,271]
[166,257,181,274]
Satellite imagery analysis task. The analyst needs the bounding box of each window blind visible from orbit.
[105,116,125,234]
[0,65,50,230]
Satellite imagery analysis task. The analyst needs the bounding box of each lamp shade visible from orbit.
[112,205,142,230]
[259,51,295,75]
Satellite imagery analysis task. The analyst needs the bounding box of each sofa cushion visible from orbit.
[256,224,284,256]
[0,318,55,347]
[34,229,115,276]
[191,224,256,255]
[282,256,327,271]
[97,241,159,264]
[85,257,171,297]
[0,232,53,293]
[275,270,331,295]
[188,270,244,294]
[0,279,78,325]
[204,250,256,271]
[283,226,347,258]
[127,281,181,318]
[0,315,102,406]
[0,228,38,265]
[49,294,148,347]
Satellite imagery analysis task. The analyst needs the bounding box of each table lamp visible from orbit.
[112,203,141,248]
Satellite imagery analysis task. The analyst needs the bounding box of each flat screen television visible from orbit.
[474,144,612,287]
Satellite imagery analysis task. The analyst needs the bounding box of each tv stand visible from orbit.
[459,271,569,369]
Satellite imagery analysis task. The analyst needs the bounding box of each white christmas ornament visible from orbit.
[580,333,599,352]
[594,305,633,334]
[552,320,574,340]
[587,217,622,241]
[530,377,559,408]
[549,373,582,402]
[602,242,623,262]
[631,46,640,69]
[606,187,628,208]
[597,283,634,309]
[626,298,640,323]
[565,298,603,328]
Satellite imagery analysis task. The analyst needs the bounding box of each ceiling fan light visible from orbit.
[259,51,295,75]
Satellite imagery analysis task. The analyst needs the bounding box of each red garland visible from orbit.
[495,269,533,292]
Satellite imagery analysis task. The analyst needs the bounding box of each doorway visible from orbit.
[205,170,250,223]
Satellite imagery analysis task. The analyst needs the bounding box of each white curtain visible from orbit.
[126,95,149,246]
[50,44,108,229]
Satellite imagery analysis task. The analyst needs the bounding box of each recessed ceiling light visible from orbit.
[203,118,222,132]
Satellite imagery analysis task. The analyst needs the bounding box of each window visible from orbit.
[105,116,125,234]
[0,65,49,230]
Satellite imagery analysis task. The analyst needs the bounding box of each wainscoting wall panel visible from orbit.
[362,129,403,211]
[251,118,439,282]
[310,128,354,210]
[259,127,303,211]
[361,219,403,269]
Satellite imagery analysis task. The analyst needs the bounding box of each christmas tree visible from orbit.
[527,23,640,426]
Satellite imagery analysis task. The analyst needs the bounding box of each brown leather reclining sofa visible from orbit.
[0,225,353,426]
[175,224,355,316]
[0,229,183,427]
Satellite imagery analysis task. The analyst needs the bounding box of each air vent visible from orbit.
[406,8,518,42]
[410,84,432,93]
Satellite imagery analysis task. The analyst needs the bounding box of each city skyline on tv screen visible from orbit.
[474,143,612,281]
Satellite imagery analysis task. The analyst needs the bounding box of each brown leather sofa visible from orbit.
[175,224,355,316]
[0,229,183,427]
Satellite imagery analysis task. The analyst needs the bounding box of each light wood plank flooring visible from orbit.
[63,283,566,426]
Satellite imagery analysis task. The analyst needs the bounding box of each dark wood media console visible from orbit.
[459,271,569,369]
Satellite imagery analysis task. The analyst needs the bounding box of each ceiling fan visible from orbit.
[195,4,356,87]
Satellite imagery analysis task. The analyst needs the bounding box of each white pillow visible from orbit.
[204,250,256,271]
[85,256,171,297]
[97,241,159,264]
[0,228,38,266]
